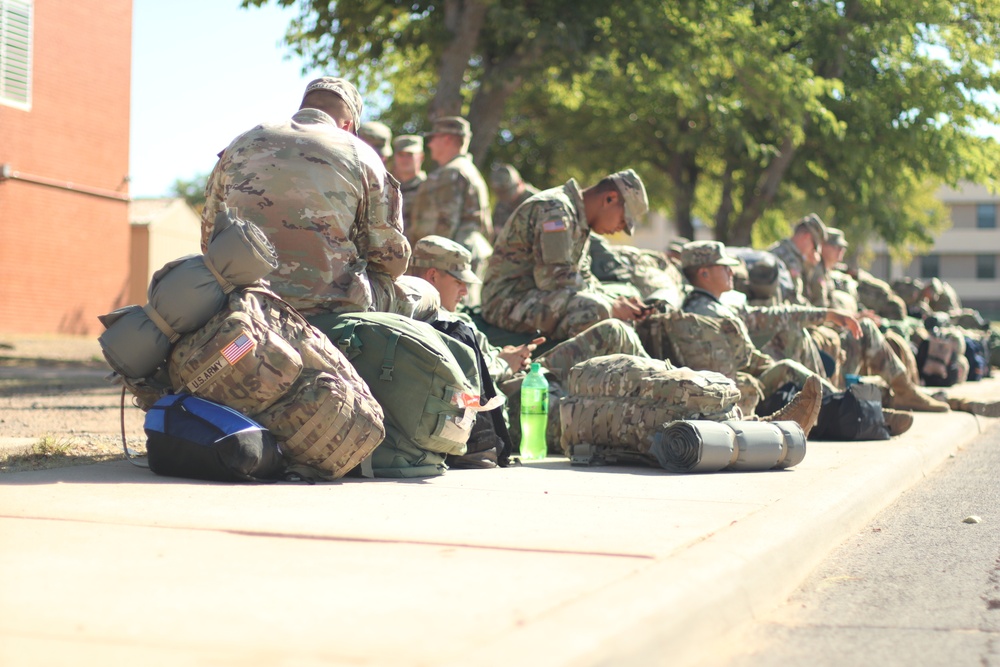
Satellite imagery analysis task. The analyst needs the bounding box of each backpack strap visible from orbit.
[335,321,362,359]
[142,302,180,343]
[202,254,235,294]
[120,386,149,468]
[380,331,400,381]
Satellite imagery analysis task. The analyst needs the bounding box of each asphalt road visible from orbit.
[714,422,1000,667]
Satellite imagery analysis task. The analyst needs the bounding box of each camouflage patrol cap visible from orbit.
[681,241,741,269]
[668,236,691,256]
[795,213,828,248]
[359,121,393,158]
[393,134,423,154]
[410,235,482,285]
[825,227,848,248]
[302,77,363,136]
[490,163,522,194]
[608,169,648,236]
[426,116,472,137]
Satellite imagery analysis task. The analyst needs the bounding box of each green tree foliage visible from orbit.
[170,173,209,214]
[243,0,1000,252]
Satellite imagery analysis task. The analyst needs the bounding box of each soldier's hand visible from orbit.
[499,337,545,372]
[858,309,882,326]
[612,296,648,322]
[827,310,862,338]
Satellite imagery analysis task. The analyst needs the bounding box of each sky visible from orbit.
[129,1,324,198]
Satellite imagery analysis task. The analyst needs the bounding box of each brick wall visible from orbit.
[0,0,132,335]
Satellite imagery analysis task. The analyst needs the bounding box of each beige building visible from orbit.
[128,198,202,305]
[870,182,1000,317]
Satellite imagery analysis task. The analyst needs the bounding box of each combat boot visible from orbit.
[763,375,823,436]
[889,375,950,412]
[880,408,914,436]
[947,398,1000,418]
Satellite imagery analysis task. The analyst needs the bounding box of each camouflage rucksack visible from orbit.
[636,310,752,377]
[309,311,490,478]
[168,287,385,478]
[559,354,741,459]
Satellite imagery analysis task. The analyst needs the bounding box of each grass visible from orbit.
[0,436,142,474]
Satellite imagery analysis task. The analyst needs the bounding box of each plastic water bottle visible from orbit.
[519,362,549,460]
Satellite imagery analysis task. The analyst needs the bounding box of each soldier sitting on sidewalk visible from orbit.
[481,169,652,342]
[680,241,915,436]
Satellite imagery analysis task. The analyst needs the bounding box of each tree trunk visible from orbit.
[731,133,799,245]
[429,0,489,119]
[665,148,698,241]
[467,47,534,167]
[714,160,737,244]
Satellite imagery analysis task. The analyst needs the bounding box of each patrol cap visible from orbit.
[393,134,423,154]
[681,240,741,269]
[608,168,648,236]
[825,227,848,248]
[668,236,691,256]
[490,163,522,194]
[359,121,393,158]
[425,116,471,138]
[796,213,828,248]
[410,235,482,285]
[301,77,363,136]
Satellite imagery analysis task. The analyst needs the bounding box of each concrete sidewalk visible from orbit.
[2,381,999,667]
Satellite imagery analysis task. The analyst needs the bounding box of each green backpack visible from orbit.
[309,312,483,478]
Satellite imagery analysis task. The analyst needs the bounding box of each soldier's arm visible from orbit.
[742,304,828,333]
[532,209,589,291]
[365,168,410,280]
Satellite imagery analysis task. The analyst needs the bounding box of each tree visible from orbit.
[243,0,1000,252]
[170,173,209,214]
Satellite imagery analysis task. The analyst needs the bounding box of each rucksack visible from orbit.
[143,393,286,482]
[915,334,962,387]
[309,311,489,478]
[430,317,514,468]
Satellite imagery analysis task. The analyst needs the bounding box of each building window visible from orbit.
[977,204,997,229]
[920,254,939,279]
[0,0,32,110]
[977,254,996,280]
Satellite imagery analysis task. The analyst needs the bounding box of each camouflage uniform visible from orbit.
[857,269,907,320]
[482,171,648,340]
[392,135,426,227]
[589,233,685,305]
[201,86,409,317]
[408,117,493,304]
[490,164,539,237]
[683,286,832,400]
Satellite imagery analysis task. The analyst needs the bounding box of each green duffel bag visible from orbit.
[309,311,486,478]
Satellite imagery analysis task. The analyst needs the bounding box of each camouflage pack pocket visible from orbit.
[169,307,303,416]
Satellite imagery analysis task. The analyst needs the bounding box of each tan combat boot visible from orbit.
[880,408,914,436]
[889,375,950,412]
[947,398,1000,418]
[763,375,823,436]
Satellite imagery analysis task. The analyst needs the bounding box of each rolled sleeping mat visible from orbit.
[650,420,737,473]
[203,210,279,286]
[650,420,807,473]
[97,305,172,379]
[724,420,787,471]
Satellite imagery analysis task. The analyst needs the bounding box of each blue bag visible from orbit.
[143,393,285,482]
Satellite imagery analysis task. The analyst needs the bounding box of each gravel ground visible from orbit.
[0,334,147,471]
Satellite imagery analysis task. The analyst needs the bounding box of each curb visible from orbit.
[444,412,999,667]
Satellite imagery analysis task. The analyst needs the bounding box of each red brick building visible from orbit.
[0,0,132,335]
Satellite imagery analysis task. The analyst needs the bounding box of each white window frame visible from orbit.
[0,0,33,111]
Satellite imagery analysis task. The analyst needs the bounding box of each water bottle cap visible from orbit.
[530,362,541,372]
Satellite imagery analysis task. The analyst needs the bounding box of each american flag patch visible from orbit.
[542,219,567,233]
[221,333,255,365]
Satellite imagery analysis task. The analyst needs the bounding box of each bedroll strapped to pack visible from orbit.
[559,354,741,458]
[99,207,278,384]
[309,311,493,478]
[636,310,752,378]
[144,393,286,483]
[168,287,385,479]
